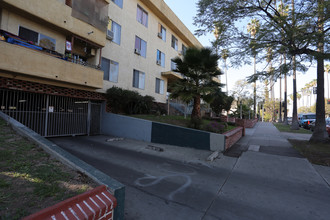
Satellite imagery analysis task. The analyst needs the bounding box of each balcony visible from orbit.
[0,0,108,47]
[0,40,103,89]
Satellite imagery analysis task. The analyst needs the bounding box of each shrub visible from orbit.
[187,118,203,129]
[105,87,155,114]
[204,121,225,133]
[227,122,236,126]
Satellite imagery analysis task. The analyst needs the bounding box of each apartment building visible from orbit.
[0,0,109,136]
[0,0,202,137]
[101,0,202,103]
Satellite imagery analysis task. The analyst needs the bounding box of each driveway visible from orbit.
[49,123,330,220]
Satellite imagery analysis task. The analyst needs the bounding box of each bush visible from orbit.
[227,122,236,126]
[187,118,203,129]
[105,87,155,114]
[204,121,225,133]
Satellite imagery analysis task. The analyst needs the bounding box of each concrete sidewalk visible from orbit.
[212,122,330,219]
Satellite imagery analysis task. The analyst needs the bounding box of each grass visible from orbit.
[273,123,312,134]
[0,118,98,219]
[132,114,236,133]
[289,139,330,166]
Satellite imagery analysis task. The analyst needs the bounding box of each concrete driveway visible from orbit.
[49,123,330,220]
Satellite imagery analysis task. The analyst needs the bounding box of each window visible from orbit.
[101,57,119,83]
[133,69,145,89]
[171,59,177,71]
[156,50,165,67]
[158,24,166,41]
[182,44,187,55]
[137,5,148,27]
[18,26,39,45]
[135,36,147,58]
[108,20,121,45]
[155,78,164,94]
[171,35,178,50]
[19,26,56,50]
[111,0,123,8]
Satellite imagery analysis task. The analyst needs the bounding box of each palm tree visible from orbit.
[247,19,260,119]
[325,64,330,99]
[170,47,222,125]
[280,0,289,125]
[290,0,299,130]
[221,49,229,94]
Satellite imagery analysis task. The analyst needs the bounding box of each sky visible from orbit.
[163,0,329,113]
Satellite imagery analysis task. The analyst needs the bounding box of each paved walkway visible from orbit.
[226,122,304,158]
[217,122,330,219]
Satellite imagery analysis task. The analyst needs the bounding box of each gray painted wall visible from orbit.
[210,133,226,152]
[100,110,226,151]
[101,109,152,142]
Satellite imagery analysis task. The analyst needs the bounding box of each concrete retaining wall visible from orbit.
[100,110,226,151]
[101,111,152,142]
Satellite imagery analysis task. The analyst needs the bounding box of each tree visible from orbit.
[210,91,234,115]
[221,49,229,94]
[194,0,329,142]
[325,64,330,99]
[170,47,222,126]
[247,18,260,119]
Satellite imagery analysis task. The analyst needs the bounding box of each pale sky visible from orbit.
[164,0,329,115]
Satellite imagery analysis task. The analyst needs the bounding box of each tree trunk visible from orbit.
[290,0,299,130]
[291,55,299,130]
[191,95,201,120]
[327,69,329,99]
[310,0,327,142]
[283,54,288,125]
[279,76,282,122]
[253,55,257,119]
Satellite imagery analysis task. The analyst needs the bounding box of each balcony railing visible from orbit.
[0,29,100,70]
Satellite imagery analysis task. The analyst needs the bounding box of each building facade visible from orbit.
[0,0,202,137]
[101,0,202,103]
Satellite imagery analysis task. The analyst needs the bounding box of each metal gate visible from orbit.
[0,89,100,137]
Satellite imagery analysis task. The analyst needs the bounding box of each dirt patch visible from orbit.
[0,119,98,219]
[289,139,330,166]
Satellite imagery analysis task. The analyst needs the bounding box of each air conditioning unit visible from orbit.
[157,32,162,38]
[156,60,161,65]
[134,48,141,55]
[106,30,114,41]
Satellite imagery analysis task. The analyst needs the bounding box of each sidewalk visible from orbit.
[211,122,330,219]
[226,122,303,158]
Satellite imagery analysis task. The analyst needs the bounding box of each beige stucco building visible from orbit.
[101,0,202,103]
[0,0,202,136]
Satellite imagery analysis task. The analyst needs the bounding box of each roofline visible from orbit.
[140,0,203,48]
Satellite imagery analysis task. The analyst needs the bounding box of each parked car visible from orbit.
[299,113,316,129]
[287,117,292,124]
[310,118,330,136]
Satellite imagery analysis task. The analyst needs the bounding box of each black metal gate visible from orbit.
[0,89,101,137]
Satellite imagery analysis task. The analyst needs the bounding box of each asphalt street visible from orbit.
[49,122,330,220]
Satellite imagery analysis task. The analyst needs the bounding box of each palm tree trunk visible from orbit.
[290,0,299,130]
[327,69,329,99]
[253,55,257,118]
[191,95,201,120]
[310,0,327,142]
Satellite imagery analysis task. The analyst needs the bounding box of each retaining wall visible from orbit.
[223,127,244,150]
[101,109,226,151]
